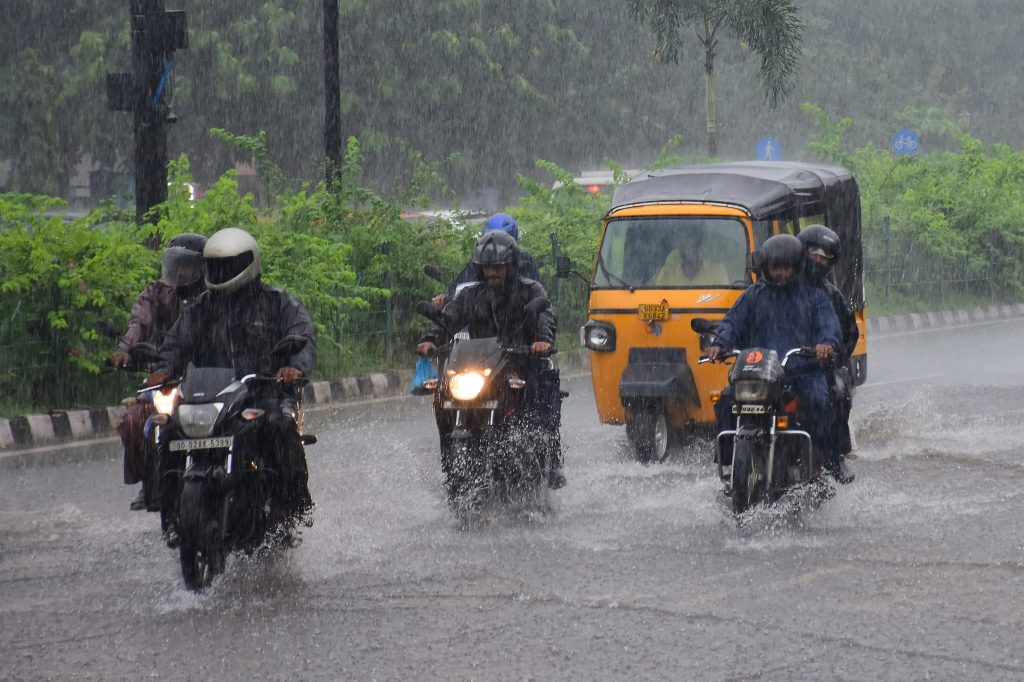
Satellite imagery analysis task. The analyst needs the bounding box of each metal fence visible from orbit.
[0,229,1012,415]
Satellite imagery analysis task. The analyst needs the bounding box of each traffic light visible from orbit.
[106,1,188,224]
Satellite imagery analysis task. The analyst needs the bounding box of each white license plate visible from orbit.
[169,436,233,451]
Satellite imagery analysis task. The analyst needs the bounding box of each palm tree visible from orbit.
[628,0,803,157]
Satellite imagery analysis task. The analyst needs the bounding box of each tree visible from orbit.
[628,0,803,157]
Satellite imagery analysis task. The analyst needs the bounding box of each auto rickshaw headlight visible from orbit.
[450,372,486,401]
[582,320,616,352]
[733,380,769,402]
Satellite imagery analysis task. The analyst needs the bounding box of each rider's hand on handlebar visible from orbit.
[276,366,303,384]
[417,341,437,357]
[815,344,834,362]
[145,370,169,387]
[705,345,722,362]
[431,293,447,307]
[109,351,131,369]
[530,341,552,356]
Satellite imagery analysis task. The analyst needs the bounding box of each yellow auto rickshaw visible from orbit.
[580,161,867,462]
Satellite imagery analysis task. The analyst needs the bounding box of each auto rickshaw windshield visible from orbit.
[593,216,750,289]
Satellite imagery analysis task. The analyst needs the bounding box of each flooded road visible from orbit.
[2,320,1023,680]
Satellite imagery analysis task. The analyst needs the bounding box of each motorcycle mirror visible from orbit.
[269,335,308,360]
[416,300,442,322]
[690,318,719,334]
[126,342,163,364]
[97,319,123,340]
[423,263,446,285]
[555,256,573,278]
[524,297,550,317]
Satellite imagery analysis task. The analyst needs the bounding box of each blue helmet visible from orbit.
[483,213,519,242]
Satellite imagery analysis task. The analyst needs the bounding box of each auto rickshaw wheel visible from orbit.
[627,404,669,464]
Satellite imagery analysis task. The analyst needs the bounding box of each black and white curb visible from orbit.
[0,370,405,454]
[4,302,1015,457]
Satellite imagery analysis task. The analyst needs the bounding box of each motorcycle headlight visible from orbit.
[449,372,486,401]
[177,402,224,437]
[581,320,616,352]
[151,386,179,415]
[733,380,769,402]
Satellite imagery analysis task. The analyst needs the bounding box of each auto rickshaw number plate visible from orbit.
[169,436,233,451]
[638,303,669,321]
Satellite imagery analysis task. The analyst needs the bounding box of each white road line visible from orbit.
[859,373,943,389]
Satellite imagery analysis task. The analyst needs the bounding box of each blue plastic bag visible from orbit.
[410,356,439,395]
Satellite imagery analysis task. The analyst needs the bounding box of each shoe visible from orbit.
[829,461,855,485]
[843,451,857,461]
[547,468,567,489]
[163,523,180,549]
[129,488,146,511]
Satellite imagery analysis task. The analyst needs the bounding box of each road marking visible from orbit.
[859,373,942,389]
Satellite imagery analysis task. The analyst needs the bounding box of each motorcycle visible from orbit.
[417,298,556,521]
[110,345,178,513]
[135,336,316,591]
[692,319,825,515]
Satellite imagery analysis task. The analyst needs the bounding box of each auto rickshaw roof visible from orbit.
[609,160,864,310]
[610,161,856,220]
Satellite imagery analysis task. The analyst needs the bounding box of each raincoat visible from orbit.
[156,280,316,379]
[422,276,556,348]
[711,279,841,462]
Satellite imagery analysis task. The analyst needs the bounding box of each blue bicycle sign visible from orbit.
[892,128,920,156]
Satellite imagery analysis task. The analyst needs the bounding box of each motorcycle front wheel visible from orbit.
[178,479,226,591]
[730,439,765,515]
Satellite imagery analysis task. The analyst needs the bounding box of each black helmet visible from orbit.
[161,232,207,288]
[758,234,804,286]
[472,231,520,280]
[797,224,841,261]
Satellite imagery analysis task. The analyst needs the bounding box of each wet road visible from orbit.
[2,319,1024,680]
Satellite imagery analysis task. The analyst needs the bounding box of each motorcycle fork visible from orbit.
[766,417,779,497]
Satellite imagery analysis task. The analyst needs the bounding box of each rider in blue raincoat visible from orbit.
[706,234,853,483]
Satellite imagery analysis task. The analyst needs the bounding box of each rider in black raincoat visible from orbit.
[417,231,566,488]
[798,224,859,466]
[148,228,316,545]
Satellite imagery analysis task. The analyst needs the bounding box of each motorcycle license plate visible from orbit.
[169,436,233,451]
[638,303,669,321]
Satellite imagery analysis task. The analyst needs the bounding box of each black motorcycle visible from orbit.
[137,336,315,590]
[693,320,824,515]
[417,299,556,520]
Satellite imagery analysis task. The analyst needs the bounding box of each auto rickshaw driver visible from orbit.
[654,225,731,287]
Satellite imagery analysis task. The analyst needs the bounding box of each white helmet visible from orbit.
[203,227,261,293]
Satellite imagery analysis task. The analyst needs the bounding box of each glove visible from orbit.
[276,366,303,384]
[145,371,169,387]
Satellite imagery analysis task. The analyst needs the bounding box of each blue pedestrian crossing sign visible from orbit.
[756,137,782,161]
[892,128,920,155]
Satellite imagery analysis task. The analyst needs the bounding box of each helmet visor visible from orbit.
[161,247,205,287]
[205,251,254,286]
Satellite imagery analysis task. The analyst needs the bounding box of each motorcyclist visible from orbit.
[110,232,207,511]
[416,230,566,489]
[146,227,317,546]
[705,233,853,484]
[431,213,541,307]
[798,224,859,465]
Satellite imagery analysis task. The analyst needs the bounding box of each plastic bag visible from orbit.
[410,356,439,395]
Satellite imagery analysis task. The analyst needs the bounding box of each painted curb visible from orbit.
[0,303,1014,458]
